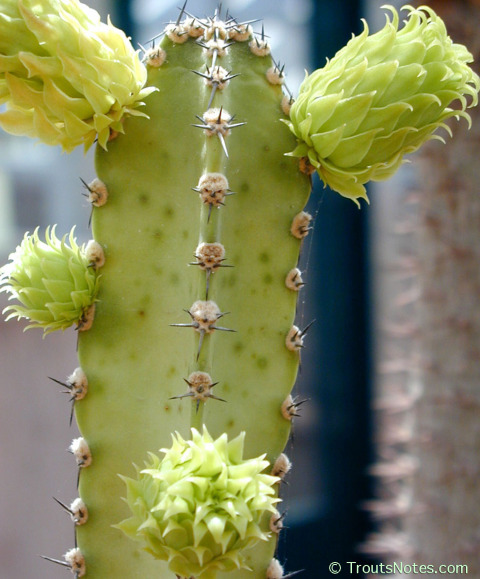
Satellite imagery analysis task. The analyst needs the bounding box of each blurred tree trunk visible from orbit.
[362,2,480,575]
[406,0,480,572]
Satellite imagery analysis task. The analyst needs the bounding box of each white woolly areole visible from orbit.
[281,95,293,116]
[203,37,228,56]
[197,172,229,206]
[271,453,292,480]
[165,23,189,43]
[172,371,224,408]
[290,211,312,239]
[184,17,204,38]
[77,303,95,332]
[187,370,213,388]
[144,46,166,67]
[184,371,218,401]
[190,300,222,332]
[202,107,232,135]
[86,178,108,207]
[198,172,229,192]
[69,437,92,467]
[269,511,284,534]
[195,242,226,270]
[69,498,88,525]
[266,558,284,579]
[64,547,86,576]
[249,38,271,56]
[206,66,231,89]
[266,66,284,85]
[281,394,295,421]
[285,268,304,291]
[203,20,228,41]
[228,23,252,42]
[68,367,88,400]
[285,325,303,351]
[85,240,105,269]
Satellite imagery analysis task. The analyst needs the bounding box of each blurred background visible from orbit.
[1,0,479,578]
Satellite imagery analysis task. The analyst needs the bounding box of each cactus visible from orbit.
[0,2,478,578]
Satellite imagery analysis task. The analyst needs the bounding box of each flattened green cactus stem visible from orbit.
[0,2,478,578]
[76,10,311,576]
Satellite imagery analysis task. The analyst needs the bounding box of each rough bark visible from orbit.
[363,1,480,575]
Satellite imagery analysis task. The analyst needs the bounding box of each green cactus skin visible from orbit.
[74,22,310,578]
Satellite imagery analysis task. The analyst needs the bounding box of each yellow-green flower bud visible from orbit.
[0,227,99,334]
[118,428,280,579]
[0,0,156,151]
[286,5,480,204]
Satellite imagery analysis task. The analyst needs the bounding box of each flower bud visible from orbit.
[118,427,280,578]
[286,5,480,204]
[0,0,156,151]
[0,227,99,334]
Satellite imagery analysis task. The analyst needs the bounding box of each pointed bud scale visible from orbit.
[285,5,480,204]
[117,427,280,578]
[0,0,156,151]
[0,227,99,334]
